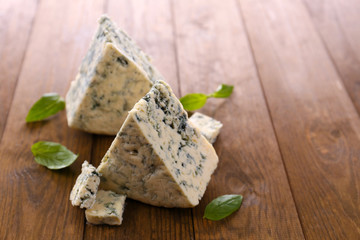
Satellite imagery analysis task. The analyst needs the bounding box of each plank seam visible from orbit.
[301,0,360,120]
[234,0,306,238]
[169,0,183,98]
[0,0,41,143]
[169,1,196,239]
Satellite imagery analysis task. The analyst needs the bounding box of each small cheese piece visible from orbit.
[97,81,219,208]
[189,112,223,144]
[70,161,100,209]
[85,190,126,225]
[66,15,163,135]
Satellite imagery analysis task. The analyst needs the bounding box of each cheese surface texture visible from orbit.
[97,81,219,208]
[85,190,126,225]
[70,161,100,209]
[189,112,223,144]
[66,15,163,135]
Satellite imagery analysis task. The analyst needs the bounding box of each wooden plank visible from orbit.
[303,0,360,114]
[173,0,304,239]
[84,0,194,239]
[0,0,38,139]
[0,0,105,239]
[238,0,360,239]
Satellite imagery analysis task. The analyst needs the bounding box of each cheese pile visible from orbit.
[68,16,223,225]
[97,80,218,208]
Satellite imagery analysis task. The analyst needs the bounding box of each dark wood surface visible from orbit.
[0,0,37,139]
[0,0,359,239]
[239,0,360,239]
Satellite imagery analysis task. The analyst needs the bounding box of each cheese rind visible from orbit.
[189,112,223,143]
[85,190,126,225]
[66,15,163,135]
[70,161,100,209]
[97,81,219,208]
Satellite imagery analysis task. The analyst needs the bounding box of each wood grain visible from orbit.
[0,0,105,239]
[303,0,360,115]
[172,0,304,239]
[1,0,359,239]
[84,0,195,239]
[238,0,360,238]
[0,0,38,140]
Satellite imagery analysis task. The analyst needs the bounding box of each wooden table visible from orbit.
[1,0,359,239]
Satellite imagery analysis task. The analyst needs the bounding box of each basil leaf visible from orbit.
[208,84,234,98]
[180,93,207,111]
[203,194,243,221]
[26,93,65,122]
[31,141,78,170]
[180,84,234,111]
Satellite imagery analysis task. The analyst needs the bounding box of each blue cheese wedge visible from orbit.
[189,112,223,144]
[70,161,100,209]
[85,190,126,225]
[97,81,219,208]
[66,15,163,135]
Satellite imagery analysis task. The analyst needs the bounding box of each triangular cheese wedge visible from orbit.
[97,81,219,207]
[66,15,163,135]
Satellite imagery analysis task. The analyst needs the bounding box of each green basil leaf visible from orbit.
[203,194,243,221]
[26,93,65,122]
[31,141,78,170]
[180,93,208,111]
[208,84,234,98]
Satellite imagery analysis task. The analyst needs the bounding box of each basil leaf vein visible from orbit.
[26,93,65,122]
[31,141,78,170]
[203,194,243,221]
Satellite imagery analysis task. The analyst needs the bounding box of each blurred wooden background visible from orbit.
[0,0,359,239]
